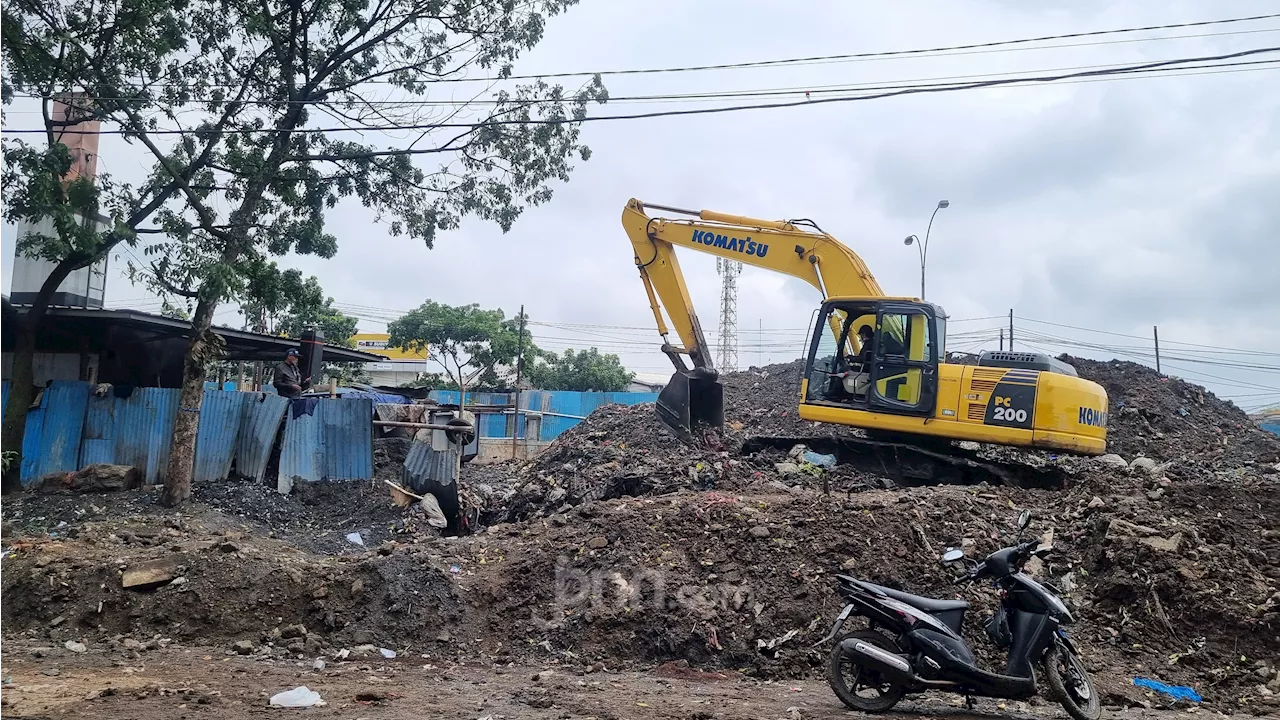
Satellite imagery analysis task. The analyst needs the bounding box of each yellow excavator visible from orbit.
[622,199,1108,477]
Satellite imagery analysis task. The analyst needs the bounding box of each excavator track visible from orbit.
[739,434,1068,490]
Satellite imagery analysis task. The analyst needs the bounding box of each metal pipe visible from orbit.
[373,420,476,431]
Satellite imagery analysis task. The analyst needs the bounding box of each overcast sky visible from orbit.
[4,0,1279,409]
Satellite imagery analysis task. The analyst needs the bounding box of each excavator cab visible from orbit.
[804,298,943,417]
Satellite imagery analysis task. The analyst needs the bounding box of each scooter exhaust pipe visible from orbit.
[839,639,918,685]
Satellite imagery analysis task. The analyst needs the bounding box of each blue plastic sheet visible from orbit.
[1133,677,1202,703]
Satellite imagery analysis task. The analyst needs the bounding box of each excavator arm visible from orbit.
[622,198,886,437]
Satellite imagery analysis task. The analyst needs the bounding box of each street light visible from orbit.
[903,199,950,299]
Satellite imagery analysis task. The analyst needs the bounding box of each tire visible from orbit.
[827,629,907,713]
[1044,642,1101,720]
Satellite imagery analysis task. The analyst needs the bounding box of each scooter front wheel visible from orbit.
[1044,641,1101,720]
[827,630,906,713]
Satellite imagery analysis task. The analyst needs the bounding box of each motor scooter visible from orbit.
[820,510,1099,720]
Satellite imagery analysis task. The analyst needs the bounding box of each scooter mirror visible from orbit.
[940,548,965,564]
[1017,510,1032,530]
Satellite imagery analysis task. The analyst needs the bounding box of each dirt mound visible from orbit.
[463,476,1279,705]
[373,436,413,480]
[1066,356,1280,469]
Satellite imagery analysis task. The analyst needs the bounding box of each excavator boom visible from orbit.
[623,199,885,438]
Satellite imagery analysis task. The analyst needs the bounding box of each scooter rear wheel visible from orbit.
[1045,642,1101,720]
[827,630,906,713]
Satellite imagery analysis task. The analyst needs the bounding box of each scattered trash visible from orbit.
[312,658,326,671]
[64,640,87,653]
[449,564,462,574]
[269,686,326,708]
[345,532,364,547]
[1133,677,1202,703]
[379,648,396,659]
[801,451,836,468]
[756,629,799,657]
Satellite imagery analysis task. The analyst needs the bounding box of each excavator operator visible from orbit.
[845,324,875,399]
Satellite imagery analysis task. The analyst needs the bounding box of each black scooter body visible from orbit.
[823,540,1073,700]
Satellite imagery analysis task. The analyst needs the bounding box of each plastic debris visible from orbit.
[1133,677,1202,703]
[379,648,396,659]
[449,564,462,574]
[269,686,326,708]
[345,532,364,547]
[801,451,836,468]
[420,494,448,529]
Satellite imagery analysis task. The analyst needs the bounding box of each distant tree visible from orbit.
[528,347,633,392]
[387,301,537,395]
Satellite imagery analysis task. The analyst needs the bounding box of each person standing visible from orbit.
[272,348,311,399]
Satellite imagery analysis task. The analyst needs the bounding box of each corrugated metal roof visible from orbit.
[236,394,288,482]
[19,381,91,485]
[192,390,252,483]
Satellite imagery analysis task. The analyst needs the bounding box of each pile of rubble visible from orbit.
[1064,356,1280,471]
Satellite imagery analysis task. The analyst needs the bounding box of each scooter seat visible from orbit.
[854,580,969,614]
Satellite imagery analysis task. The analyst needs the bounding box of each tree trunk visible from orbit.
[1,317,38,493]
[160,296,218,506]
[1,257,83,494]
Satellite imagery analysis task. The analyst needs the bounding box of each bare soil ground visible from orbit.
[0,640,1222,720]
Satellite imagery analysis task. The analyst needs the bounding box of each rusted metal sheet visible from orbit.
[236,393,288,482]
[112,387,180,485]
[192,390,252,483]
[278,397,372,492]
[20,381,91,485]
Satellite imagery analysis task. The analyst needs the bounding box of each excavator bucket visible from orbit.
[656,367,724,441]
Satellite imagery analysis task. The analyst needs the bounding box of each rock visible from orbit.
[546,487,568,505]
[749,525,772,538]
[350,579,365,594]
[35,464,142,493]
[281,624,308,639]
[218,542,240,553]
[1146,488,1166,501]
[123,638,142,650]
[49,616,66,627]
[1140,533,1183,553]
[122,558,180,589]
[233,640,255,654]
[587,536,609,549]
[436,630,452,643]
[64,640,87,653]
[42,668,60,676]
[1093,454,1129,469]
[532,670,554,682]
[774,462,801,476]
[1130,456,1159,475]
[1088,496,1106,509]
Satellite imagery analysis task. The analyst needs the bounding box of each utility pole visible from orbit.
[1008,310,1014,351]
[512,304,525,460]
[999,329,1004,351]
[716,258,743,371]
[1153,325,1161,374]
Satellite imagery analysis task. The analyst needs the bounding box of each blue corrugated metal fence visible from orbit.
[428,389,658,441]
[278,397,373,491]
[1,382,364,487]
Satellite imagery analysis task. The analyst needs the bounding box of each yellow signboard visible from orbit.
[352,333,428,361]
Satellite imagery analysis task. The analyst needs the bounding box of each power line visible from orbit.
[6,48,1276,136]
